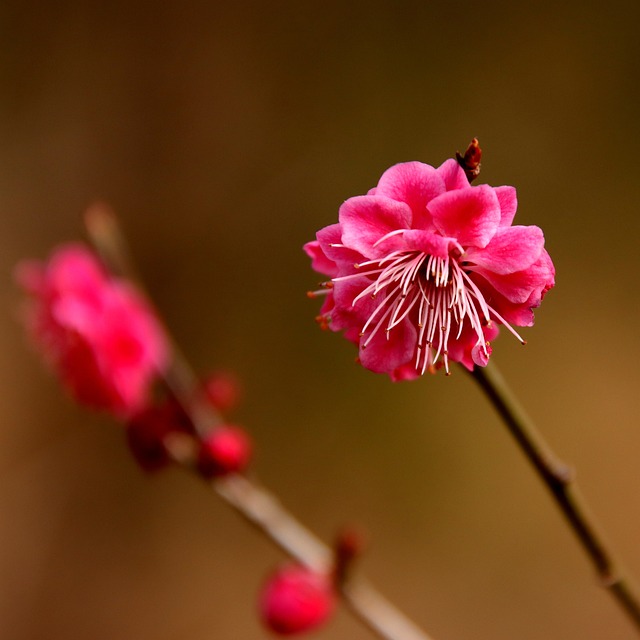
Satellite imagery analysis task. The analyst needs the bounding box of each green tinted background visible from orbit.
[2,1,640,639]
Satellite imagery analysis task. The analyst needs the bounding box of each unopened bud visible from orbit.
[196,424,252,479]
[259,564,336,635]
[202,371,242,413]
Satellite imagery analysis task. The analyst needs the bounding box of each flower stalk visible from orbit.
[85,205,435,640]
[471,362,640,631]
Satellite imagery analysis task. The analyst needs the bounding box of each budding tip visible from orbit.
[196,424,252,480]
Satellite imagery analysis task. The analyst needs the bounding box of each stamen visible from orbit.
[373,228,407,247]
[307,289,330,298]
[339,246,525,374]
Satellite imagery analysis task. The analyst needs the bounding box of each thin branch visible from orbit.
[471,362,640,631]
[85,204,436,640]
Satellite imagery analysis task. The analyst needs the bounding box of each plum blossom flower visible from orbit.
[15,244,169,416]
[305,158,554,377]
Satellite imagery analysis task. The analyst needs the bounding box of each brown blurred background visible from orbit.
[2,1,640,638]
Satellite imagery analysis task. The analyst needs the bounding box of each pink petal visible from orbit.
[437,158,470,191]
[316,223,363,267]
[339,195,412,258]
[447,323,499,371]
[428,185,501,249]
[48,244,107,294]
[358,318,417,374]
[402,230,452,258]
[492,291,536,326]
[465,225,544,275]
[375,162,445,229]
[390,363,421,381]
[471,340,492,367]
[330,277,373,332]
[472,249,555,305]
[304,240,338,278]
[495,186,518,227]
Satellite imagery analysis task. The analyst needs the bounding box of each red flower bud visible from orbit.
[259,564,336,635]
[196,425,252,478]
[202,370,242,413]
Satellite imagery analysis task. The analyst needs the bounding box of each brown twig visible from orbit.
[85,205,436,640]
[471,363,640,632]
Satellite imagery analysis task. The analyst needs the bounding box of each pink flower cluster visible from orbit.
[305,159,555,377]
[16,244,169,416]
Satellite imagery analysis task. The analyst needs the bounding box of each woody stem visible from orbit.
[471,362,640,632]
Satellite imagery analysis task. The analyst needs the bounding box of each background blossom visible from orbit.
[16,244,169,417]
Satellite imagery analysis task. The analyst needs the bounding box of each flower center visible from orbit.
[333,250,524,375]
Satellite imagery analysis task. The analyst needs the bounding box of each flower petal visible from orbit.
[447,323,499,371]
[428,185,500,249]
[495,186,518,227]
[437,158,470,191]
[359,317,417,374]
[465,225,544,275]
[339,195,412,258]
[375,162,445,229]
[302,224,363,280]
[402,230,452,258]
[473,249,555,305]
[303,240,338,278]
[390,363,421,381]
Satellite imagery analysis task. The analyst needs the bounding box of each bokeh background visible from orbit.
[2,1,640,639]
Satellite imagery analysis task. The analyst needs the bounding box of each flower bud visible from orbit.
[202,370,242,413]
[196,425,252,479]
[259,564,336,635]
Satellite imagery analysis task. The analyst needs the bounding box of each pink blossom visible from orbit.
[15,244,169,416]
[259,564,336,635]
[305,159,555,377]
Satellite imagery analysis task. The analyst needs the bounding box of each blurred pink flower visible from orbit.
[15,244,169,416]
[305,159,555,377]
